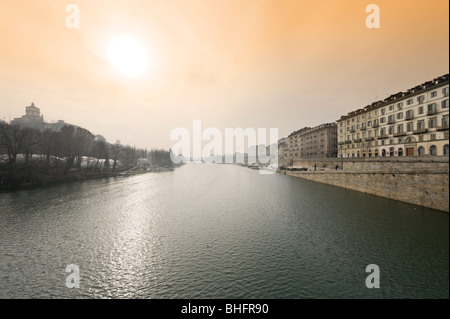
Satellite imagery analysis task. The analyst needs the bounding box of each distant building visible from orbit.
[337,74,449,157]
[277,137,289,166]
[10,102,70,131]
[287,123,337,162]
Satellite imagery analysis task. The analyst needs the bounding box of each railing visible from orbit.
[372,123,379,128]
[427,109,437,115]
[413,128,428,134]
[377,135,388,139]
[364,137,374,141]
[394,132,407,137]
[436,125,449,131]
[387,119,395,124]
[405,113,414,120]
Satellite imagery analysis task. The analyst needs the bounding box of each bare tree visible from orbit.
[0,123,27,182]
[110,140,122,173]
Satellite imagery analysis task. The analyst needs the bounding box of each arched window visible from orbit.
[444,144,449,156]
[418,146,425,156]
[357,151,360,157]
[429,145,437,156]
[398,148,403,156]
[374,149,379,157]
[382,149,386,157]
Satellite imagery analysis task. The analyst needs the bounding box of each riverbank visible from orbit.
[0,165,179,191]
[279,157,449,212]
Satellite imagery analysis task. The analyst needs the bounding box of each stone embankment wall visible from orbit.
[284,157,449,212]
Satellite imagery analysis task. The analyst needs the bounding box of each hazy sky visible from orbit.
[0,0,448,150]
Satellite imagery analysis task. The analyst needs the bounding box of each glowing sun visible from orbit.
[107,35,149,77]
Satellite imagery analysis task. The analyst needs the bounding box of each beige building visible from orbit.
[277,137,289,166]
[337,74,449,157]
[288,123,337,163]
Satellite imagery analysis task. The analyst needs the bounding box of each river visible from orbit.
[0,164,448,298]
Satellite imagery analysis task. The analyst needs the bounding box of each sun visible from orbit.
[106,35,150,77]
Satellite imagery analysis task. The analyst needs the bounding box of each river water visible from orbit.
[0,164,448,298]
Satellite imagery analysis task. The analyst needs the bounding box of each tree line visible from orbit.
[0,123,173,185]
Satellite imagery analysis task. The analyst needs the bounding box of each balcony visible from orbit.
[338,141,346,145]
[387,119,395,124]
[372,123,379,128]
[405,114,414,120]
[364,137,374,141]
[377,135,388,139]
[413,128,428,134]
[350,128,356,133]
[360,126,367,131]
[345,140,352,144]
[436,125,449,131]
[394,131,407,137]
[353,138,362,143]
[427,109,438,115]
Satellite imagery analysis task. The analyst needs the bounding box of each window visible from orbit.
[356,124,360,129]
[429,145,437,156]
[347,127,350,131]
[381,108,386,115]
[443,87,449,97]
[418,106,424,114]
[389,105,394,111]
[398,148,403,156]
[417,95,425,104]
[368,121,372,127]
[406,122,414,132]
[419,135,424,142]
[380,128,385,135]
[442,99,449,108]
[388,115,395,123]
[429,117,437,128]
[388,126,394,134]
[397,124,404,133]
[380,117,386,124]
[443,116,449,127]
[431,91,437,98]
[407,99,413,105]
[406,110,414,119]
[396,112,403,120]
[427,103,437,114]
[397,102,403,109]
[417,120,425,129]
[430,133,436,140]
[418,146,425,156]
[444,144,449,156]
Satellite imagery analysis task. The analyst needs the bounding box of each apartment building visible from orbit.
[337,74,449,157]
[288,123,337,163]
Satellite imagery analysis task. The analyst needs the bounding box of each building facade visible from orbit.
[287,123,337,163]
[10,102,69,131]
[337,74,449,157]
[277,137,289,166]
